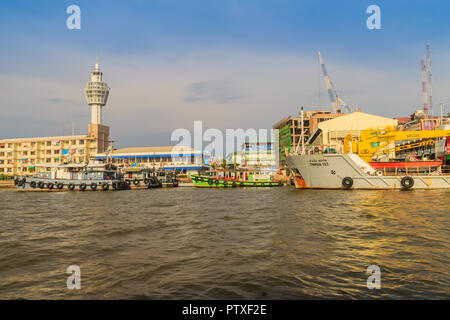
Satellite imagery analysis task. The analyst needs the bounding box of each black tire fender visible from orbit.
[342,177,353,189]
[401,176,414,189]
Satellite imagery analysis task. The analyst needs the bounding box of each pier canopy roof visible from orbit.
[95,146,203,159]
[94,146,209,172]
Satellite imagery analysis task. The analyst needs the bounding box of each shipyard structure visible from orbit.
[0,62,111,176]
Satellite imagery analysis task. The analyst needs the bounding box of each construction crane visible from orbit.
[344,126,450,162]
[318,51,351,114]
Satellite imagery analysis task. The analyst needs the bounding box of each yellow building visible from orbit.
[0,62,111,176]
[308,112,398,152]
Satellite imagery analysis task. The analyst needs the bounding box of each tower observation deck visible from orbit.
[84,62,110,124]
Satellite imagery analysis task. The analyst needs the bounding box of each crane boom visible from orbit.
[318,52,350,114]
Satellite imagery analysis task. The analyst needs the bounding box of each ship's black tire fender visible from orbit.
[79,183,87,191]
[47,182,54,190]
[56,183,64,189]
[232,182,237,188]
[38,181,45,189]
[17,178,24,187]
[342,177,353,189]
[240,182,245,187]
[30,181,37,188]
[90,182,97,190]
[208,179,213,185]
[401,176,414,189]
[68,184,75,191]
[133,179,140,186]
[14,178,19,185]
[144,179,149,185]
[124,180,131,186]
[102,182,109,191]
[112,182,118,190]
[214,180,220,186]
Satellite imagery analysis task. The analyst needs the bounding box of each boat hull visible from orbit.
[286,154,450,190]
[191,175,282,188]
[14,177,128,191]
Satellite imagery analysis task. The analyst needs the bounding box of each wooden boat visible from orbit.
[191,169,282,188]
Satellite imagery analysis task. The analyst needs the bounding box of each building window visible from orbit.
[54,150,59,154]
[23,151,28,156]
[46,141,51,146]
[79,140,85,145]
[46,150,51,155]
[46,158,51,163]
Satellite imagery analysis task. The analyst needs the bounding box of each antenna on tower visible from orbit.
[426,43,433,116]
[421,58,428,115]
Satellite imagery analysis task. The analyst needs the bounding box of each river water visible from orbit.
[0,187,449,299]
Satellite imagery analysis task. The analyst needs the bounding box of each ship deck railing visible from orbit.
[376,165,450,176]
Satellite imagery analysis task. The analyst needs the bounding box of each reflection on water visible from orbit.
[0,188,449,299]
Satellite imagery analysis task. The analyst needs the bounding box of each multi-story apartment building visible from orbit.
[273,110,344,167]
[0,62,111,176]
[239,141,277,168]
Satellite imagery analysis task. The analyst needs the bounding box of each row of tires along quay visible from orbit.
[13,177,162,191]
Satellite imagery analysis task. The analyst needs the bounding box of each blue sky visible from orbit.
[1,0,450,146]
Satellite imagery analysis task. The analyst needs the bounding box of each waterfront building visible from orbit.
[273,110,344,167]
[307,111,398,152]
[94,146,209,174]
[0,62,111,176]
[239,141,277,169]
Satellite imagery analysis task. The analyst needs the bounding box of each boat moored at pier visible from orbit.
[122,167,161,189]
[191,169,282,188]
[286,153,450,190]
[14,162,129,191]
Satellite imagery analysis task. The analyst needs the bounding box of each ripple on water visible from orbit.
[0,188,449,299]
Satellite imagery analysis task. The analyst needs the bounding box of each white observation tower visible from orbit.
[84,61,110,124]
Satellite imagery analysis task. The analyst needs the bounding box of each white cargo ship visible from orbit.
[286,153,450,190]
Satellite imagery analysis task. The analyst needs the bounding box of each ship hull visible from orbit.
[286,154,450,190]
